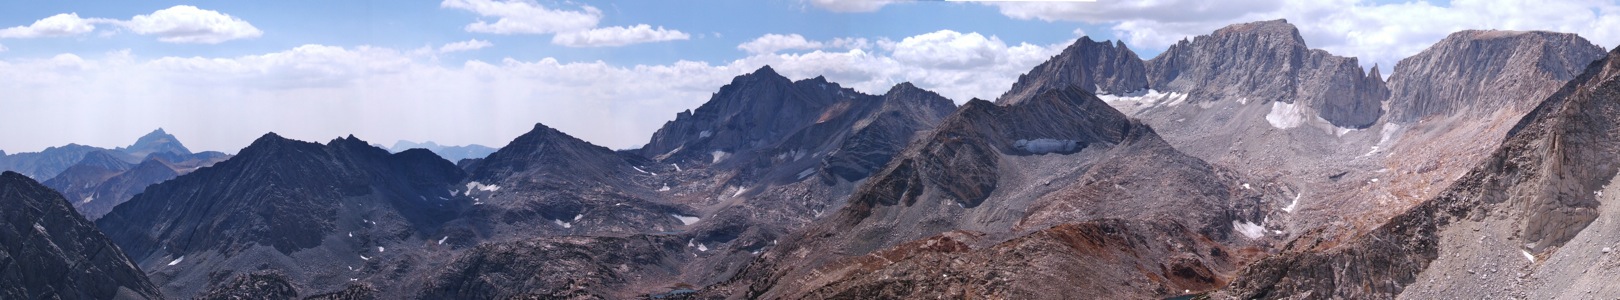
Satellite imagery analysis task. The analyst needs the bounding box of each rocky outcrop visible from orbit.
[1219,46,1620,299]
[1385,30,1605,123]
[717,86,1282,299]
[1146,19,1387,128]
[638,66,851,164]
[419,235,687,299]
[998,37,1149,105]
[0,171,163,299]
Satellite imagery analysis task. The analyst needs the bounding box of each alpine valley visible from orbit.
[8,18,1620,300]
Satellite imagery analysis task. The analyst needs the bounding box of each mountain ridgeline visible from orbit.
[13,17,1620,300]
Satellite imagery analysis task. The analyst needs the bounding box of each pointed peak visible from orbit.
[888,82,921,93]
[753,65,779,76]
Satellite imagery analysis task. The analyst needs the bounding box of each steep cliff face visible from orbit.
[717,87,1284,299]
[1220,47,1620,299]
[0,171,163,300]
[1146,19,1387,128]
[998,36,1150,105]
[1386,30,1605,123]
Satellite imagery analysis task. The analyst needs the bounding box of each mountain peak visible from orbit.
[997,35,1149,104]
[1385,28,1604,122]
[753,65,780,77]
[1213,19,1301,42]
[122,127,192,157]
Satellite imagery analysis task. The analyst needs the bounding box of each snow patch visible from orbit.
[673,214,701,225]
[553,219,572,228]
[697,243,709,252]
[465,181,500,194]
[1283,193,1301,213]
[1233,220,1266,239]
[80,196,94,205]
[633,166,652,175]
[711,151,730,164]
[437,236,448,245]
[32,222,44,233]
[658,184,671,192]
[1241,183,1252,190]
[1095,89,1189,113]
[360,255,370,261]
[378,247,385,253]
[733,187,748,197]
[1013,139,1078,154]
[1522,249,1535,263]
[167,256,184,266]
[672,163,682,172]
[797,168,816,180]
[573,214,583,221]
[699,130,712,138]
[1265,101,1306,129]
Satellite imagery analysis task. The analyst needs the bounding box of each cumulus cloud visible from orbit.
[0,13,104,38]
[0,29,1065,154]
[0,6,260,43]
[440,0,601,34]
[439,39,493,53]
[551,25,690,47]
[441,0,689,47]
[122,5,262,44]
[987,0,1620,69]
[807,0,910,13]
[737,34,871,54]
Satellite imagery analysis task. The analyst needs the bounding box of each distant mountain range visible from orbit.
[384,140,495,163]
[10,18,1620,299]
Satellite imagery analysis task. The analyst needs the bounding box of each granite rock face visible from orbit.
[1218,47,1620,299]
[998,37,1150,105]
[0,171,162,300]
[1386,30,1605,123]
[1146,19,1387,128]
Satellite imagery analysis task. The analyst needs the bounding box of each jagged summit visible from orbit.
[998,35,1149,105]
[1146,18,1385,128]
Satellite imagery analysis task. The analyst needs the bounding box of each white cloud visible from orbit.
[0,6,260,44]
[891,30,1014,70]
[807,0,911,13]
[551,25,690,47]
[0,29,1062,154]
[440,0,601,34]
[0,13,104,38]
[123,5,263,44]
[439,39,493,53]
[441,0,689,47]
[986,0,1620,69]
[738,34,871,54]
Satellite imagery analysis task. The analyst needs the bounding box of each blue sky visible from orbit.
[1,0,1617,153]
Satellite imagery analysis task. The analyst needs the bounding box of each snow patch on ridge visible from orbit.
[711,151,730,164]
[80,196,94,205]
[673,214,701,225]
[168,256,184,266]
[1096,89,1189,114]
[1265,101,1306,129]
[465,182,500,195]
[1283,193,1301,213]
[1233,220,1266,239]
